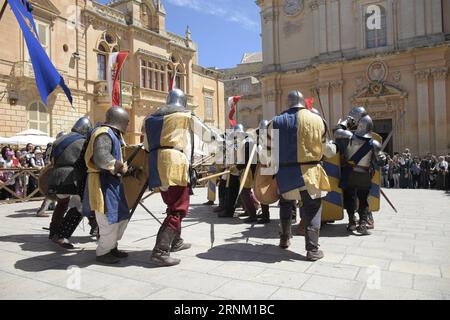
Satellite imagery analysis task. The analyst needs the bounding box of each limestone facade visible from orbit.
[0,0,225,145]
[257,0,450,156]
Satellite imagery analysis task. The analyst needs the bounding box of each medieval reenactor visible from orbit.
[144,89,197,267]
[83,107,130,264]
[46,118,96,249]
[335,114,386,235]
[268,90,337,261]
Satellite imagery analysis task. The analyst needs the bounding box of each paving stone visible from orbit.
[144,287,222,300]
[389,260,442,277]
[413,275,450,295]
[269,287,335,300]
[361,285,443,300]
[300,275,365,299]
[90,278,164,300]
[210,279,279,300]
[305,262,360,280]
[341,254,391,270]
[356,268,413,289]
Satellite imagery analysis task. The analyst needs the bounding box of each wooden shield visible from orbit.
[322,154,345,222]
[122,145,149,210]
[368,133,382,212]
[254,164,279,205]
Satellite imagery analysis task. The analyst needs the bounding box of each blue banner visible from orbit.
[7,0,73,107]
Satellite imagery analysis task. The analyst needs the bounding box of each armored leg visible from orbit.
[49,197,70,239]
[343,188,357,232]
[257,204,271,224]
[279,198,294,249]
[151,220,181,266]
[356,189,371,235]
[59,208,83,239]
[300,191,324,261]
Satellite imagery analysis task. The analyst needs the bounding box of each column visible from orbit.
[318,0,328,54]
[415,0,425,36]
[328,0,340,52]
[431,67,448,155]
[330,80,343,126]
[262,8,275,66]
[415,69,430,156]
[431,0,443,34]
[310,1,321,55]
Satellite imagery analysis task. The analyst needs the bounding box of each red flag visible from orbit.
[305,97,314,111]
[169,65,178,91]
[228,96,240,127]
[108,51,129,107]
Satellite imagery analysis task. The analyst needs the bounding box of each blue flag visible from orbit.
[6,0,73,107]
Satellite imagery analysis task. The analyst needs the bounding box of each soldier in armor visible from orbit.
[83,107,130,264]
[335,114,386,235]
[144,89,200,267]
[218,124,244,218]
[47,118,97,249]
[268,90,337,261]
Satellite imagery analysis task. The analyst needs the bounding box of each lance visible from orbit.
[380,188,398,213]
[315,88,332,140]
[234,144,258,207]
[197,170,230,184]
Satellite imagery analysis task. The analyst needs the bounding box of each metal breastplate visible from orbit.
[344,136,373,169]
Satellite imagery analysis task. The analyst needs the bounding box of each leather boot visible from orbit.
[305,227,324,261]
[110,246,128,258]
[96,252,120,264]
[171,233,191,252]
[279,219,292,249]
[347,212,357,232]
[151,226,181,266]
[367,212,375,230]
[357,209,371,235]
[58,208,83,241]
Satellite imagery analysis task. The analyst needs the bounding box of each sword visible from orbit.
[380,188,398,213]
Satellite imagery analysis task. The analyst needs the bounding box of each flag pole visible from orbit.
[120,67,123,108]
[0,1,8,23]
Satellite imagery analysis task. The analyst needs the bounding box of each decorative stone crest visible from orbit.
[392,71,401,82]
[283,0,304,16]
[367,61,388,82]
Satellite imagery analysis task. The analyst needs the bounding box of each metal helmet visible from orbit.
[71,117,92,136]
[233,124,244,133]
[354,115,373,139]
[287,90,305,109]
[259,120,270,130]
[105,107,129,134]
[166,88,187,109]
[348,106,368,129]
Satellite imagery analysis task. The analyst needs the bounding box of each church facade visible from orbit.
[0,0,225,144]
[257,0,450,156]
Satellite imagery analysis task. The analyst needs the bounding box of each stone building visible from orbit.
[257,0,450,156]
[220,52,264,129]
[0,0,225,144]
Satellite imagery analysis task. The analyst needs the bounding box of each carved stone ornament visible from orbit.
[367,61,388,82]
[283,0,304,16]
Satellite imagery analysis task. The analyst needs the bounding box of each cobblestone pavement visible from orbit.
[0,188,449,300]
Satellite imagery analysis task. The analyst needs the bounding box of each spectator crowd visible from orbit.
[381,148,450,191]
[0,143,51,200]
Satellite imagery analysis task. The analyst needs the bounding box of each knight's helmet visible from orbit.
[287,90,305,109]
[105,107,129,134]
[233,123,244,133]
[354,115,373,139]
[259,120,270,130]
[345,106,368,130]
[72,117,92,136]
[166,88,187,109]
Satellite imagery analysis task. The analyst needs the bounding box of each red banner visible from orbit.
[108,51,129,107]
[228,96,241,127]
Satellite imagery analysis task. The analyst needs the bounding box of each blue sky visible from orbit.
[99,0,262,68]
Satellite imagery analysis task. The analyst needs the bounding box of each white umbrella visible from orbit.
[7,129,55,146]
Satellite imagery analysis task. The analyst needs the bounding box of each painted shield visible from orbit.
[322,154,344,222]
[254,164,279,205]
[122,145,149,211]
[368,133,382,212]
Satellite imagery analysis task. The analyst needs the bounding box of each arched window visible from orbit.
[96,32,120,80]
[365,4,387,49]
[27,101,49,134]
[167,63,185,91]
